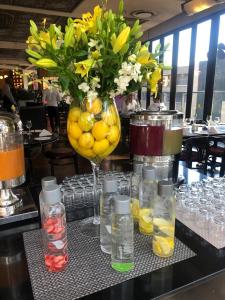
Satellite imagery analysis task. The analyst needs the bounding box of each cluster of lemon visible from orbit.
[67,98,120,162]
[152,218,175,257]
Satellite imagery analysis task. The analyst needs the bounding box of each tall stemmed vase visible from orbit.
[67,97,121,237]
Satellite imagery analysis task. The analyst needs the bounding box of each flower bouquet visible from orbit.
[26,0,163,236]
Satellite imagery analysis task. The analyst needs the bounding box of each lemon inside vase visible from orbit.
[67,97,121,163]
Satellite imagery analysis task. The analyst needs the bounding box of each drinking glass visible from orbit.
[26,120,32,135]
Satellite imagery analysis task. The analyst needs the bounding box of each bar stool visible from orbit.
[205,136,225,176]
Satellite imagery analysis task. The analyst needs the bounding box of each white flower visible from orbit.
[138,75,143,82]
[78,82,90,93]
[128,54,136,63]
[91,77,101,89]
[88,39,98,48]
[87,90,98,101]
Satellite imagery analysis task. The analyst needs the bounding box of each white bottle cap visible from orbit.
[103,176,117,193]
[114,195,130,214]
[142,166,155,180]
[41,176,57,189]
[43,184,61,205]
[133,161,143,175]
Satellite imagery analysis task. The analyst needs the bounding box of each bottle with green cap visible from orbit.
[100,176,118,254]
[130,161,143,222]
[39,176,57,225]
[42,184,68,272]
[153,180,175,258]
[111,195,134,272]
[139,166,157,236]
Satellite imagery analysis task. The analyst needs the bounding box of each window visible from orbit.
[162,35,173,109]
[212,14,225,123]
[175,28,192,113]
[152,39,160,54]
[192,20,211,119]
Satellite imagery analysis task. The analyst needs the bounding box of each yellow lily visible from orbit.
[26,35,41,51]
[112,26,130,54]
[137,46,156,65]
[74,59,94,77]
[91,50,100,60]
[36,58,58,68]
[39,31,57,49]
[149,68,162,94]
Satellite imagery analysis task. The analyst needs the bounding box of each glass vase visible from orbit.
[67,96,121,236]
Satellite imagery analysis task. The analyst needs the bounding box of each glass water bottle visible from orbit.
[111,195,134,272]
[100,176,118,254]
[153,180,175,258]
[42,184,68,272]
[139,166,157,235]
[130,161,143,222]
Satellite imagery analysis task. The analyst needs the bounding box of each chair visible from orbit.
[205,136,225,176]
[44,141,79,176]
[19,106,47,130]
[179,136,208,169]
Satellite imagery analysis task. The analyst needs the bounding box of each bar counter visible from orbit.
[0,167,224,300]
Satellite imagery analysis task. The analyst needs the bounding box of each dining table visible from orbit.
[1,164,225,300]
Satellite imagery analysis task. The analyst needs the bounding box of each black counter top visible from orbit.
[0,168,224,300]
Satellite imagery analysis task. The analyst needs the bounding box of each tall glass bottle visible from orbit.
[39,176,57,224]
[130,161,143,222]
[111,195,134,272]
[153,180,175,258]
[100,176,118,254]
[42,184,68,272]
[139,166,157,236]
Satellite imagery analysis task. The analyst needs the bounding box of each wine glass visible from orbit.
[26,120,32,135]
[214,117,220,125]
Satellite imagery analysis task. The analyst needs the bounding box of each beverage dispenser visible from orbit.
[130,110,183,181]
[0,112,25,216]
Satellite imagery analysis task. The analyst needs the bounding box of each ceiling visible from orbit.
[0,0,183,69]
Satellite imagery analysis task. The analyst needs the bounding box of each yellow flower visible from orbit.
[39,31,57,49]
[112,26,130,54]
[35,58,58,68]
[91,50,100,60]
[137,46,156,65]
[149,68,162,95]
[74,59,94,77]
[26,35,41,51]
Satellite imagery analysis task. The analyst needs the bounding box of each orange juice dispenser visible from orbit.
[130,110,183,182]
[0,112,25,216]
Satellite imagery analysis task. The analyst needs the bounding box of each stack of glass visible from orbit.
[176,177,225,240]
[61,171,131,217]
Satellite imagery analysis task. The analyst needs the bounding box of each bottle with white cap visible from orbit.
[111,195,134,272]
[153,180,175,258]
[42,184,68,272]
[100,176,118,254]
[139,166,157,236]
[130,161,143,222]
[39,176,57,224]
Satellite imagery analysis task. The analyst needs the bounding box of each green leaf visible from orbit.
[119,0,124,15]
[120,43,129,55]
[130,20,140,35]
[135,31,143,39]
[59,75,70,91]
[64,24,74,48]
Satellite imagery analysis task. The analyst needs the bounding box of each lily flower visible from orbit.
[74,59,94,77]
[112,26,130,54]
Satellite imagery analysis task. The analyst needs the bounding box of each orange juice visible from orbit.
[0,145,25,180]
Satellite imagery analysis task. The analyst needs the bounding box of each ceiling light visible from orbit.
[131,10,155,20]
[182,0,225,16]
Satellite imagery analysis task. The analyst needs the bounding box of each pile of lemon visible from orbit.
[67,98,121,162]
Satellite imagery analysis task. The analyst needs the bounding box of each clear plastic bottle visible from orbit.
[111,195,134,272]
[130,161,143,222]
[153,180,175,258]
[39,176,57,224]
[100,176,118,254]
[139,166,157,236]
[42,184,68,272]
